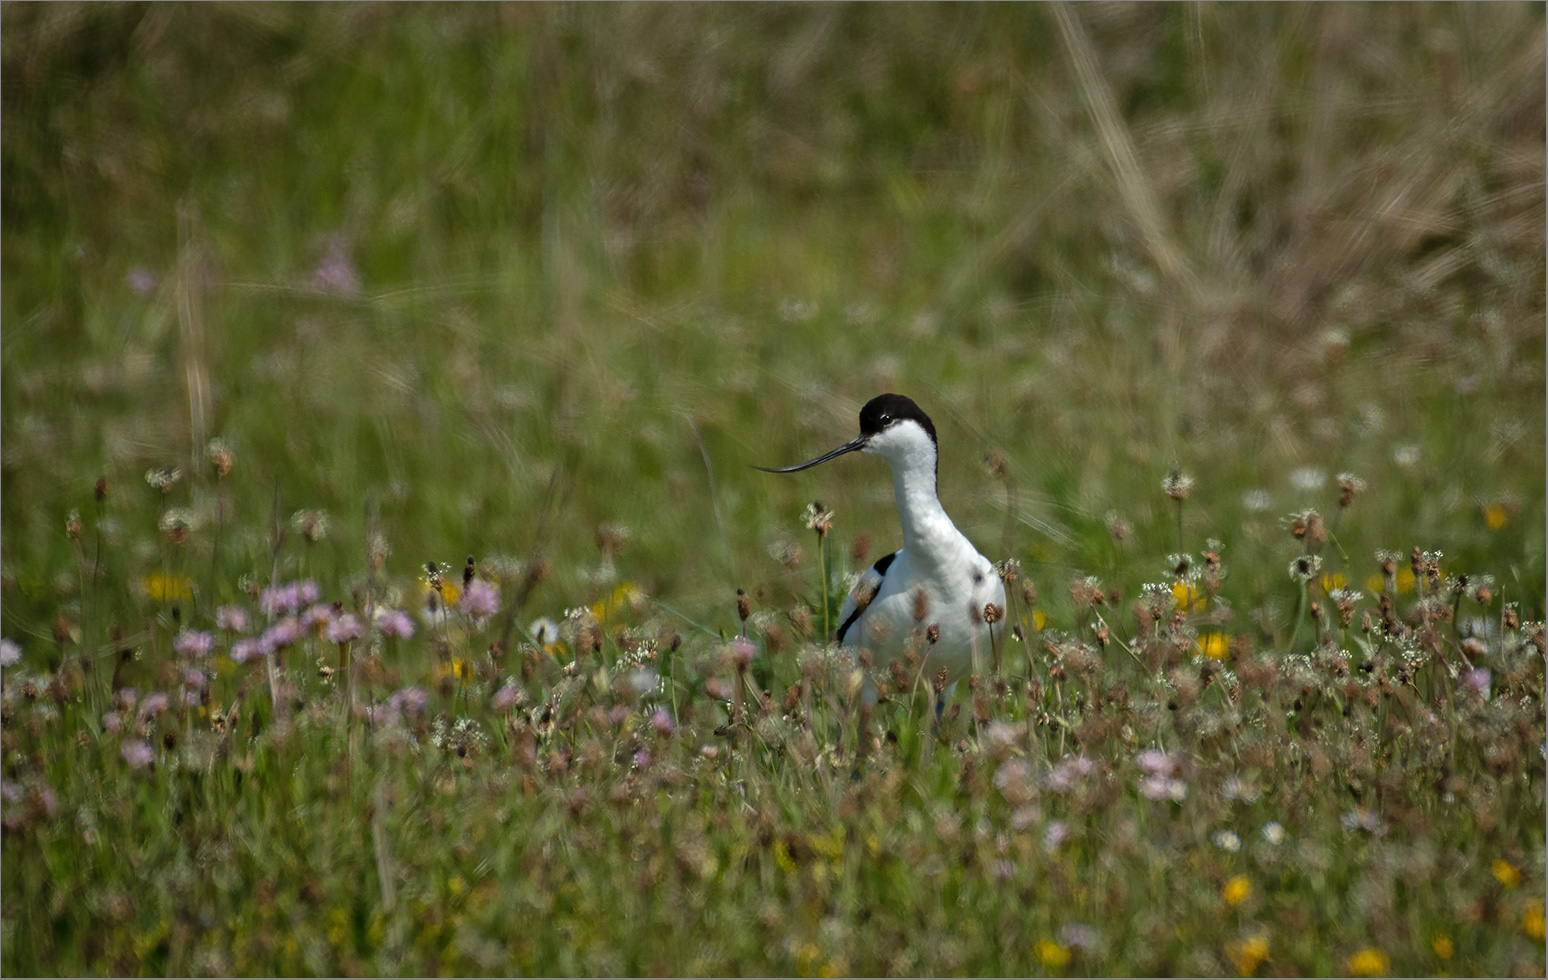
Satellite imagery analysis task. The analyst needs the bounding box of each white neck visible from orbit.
[868,421,960,564]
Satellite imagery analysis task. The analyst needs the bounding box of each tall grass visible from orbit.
[2,3,1544,975]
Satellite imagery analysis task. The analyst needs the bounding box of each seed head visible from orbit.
[207,438,234,479]
[736,589,751,623]
[1162,471,1194,502]
[933,666,948,695]
[66,509,83,540]
[1337,473,1365,508]
[803,501,834,537]
[94,477,107,502]
[159,508,193,544]
[926,623,940,644]
[1106,511,1131,544]
[291,510,329,544]
[463,555,476,588]
[983,603,1003,625]
[911,588,930,623]
[144,468,181,493]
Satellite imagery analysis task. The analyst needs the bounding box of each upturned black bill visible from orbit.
[753,435,868,473]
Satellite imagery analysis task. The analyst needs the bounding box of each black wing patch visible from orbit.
[836,552,897,644]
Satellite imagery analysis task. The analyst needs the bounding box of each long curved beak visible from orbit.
[753,434,868,473]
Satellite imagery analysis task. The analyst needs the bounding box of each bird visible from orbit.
[757,393,1007,711]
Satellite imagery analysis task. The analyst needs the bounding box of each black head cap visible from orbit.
[858,393,937,446]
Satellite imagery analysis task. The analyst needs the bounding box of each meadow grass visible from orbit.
[2,3,1545,975]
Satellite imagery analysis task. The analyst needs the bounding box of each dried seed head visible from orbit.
[1106,511,1131,543]
[1410,547,1424,578]
[1163,471,1194,501]
[857,648,872,670]
[291,509,329,544]
[1337,473,1365,507]
[144,467,181,493]
[736,589,751,623]
[463,555,476,588]
[983,603,1003,625]
[803,501,834,537]
[1022,582,1037,606]
[66,509,83,540]
[207,438,234,479]
[94,477,107,502]
[933,667,948,695]
[926,623,940,644]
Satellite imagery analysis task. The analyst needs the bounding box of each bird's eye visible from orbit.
[879,414,892,425]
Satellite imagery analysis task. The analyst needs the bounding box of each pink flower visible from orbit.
[215,606,248,633]
[261,617,301,652]
[650,708,676,735]
[1462,668,1491,699]
[103,711,123,734]
[491,685,520,712]
[731,637,758,667]
[378,609,415,638]
[138,692,170,719]
[389,686,429,717]
[121,740,155,769]
[183,668,207,691]
[230,638,263,664]
[460,580,500,623]
[1137,749,1179,777]
[325,614,361,645]
[301,603,336,632]
[173,630,216,658]
[0,638,20,667]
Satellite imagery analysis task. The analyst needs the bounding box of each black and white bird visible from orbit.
[758,394,1006,697]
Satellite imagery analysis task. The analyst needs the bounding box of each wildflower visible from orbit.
[389,686,429,717]
[632,749,652,769]
[203,437,234,479]
[215,606,248,633]
[649,708,676,735]
[310,235,360,296]
[1034,939,1071,968]
[1523,900,1546,941]
[127,266,158,295]
[1199,633,1229,660]
[1043,821,1070,852]
[1138,749,1179,776]
[1221,776,1260,803]
[141,571,192,601]
[1212,830,1242,853]
[1105,512,1131,542]
[1241,489,1273,512]
[1070,576,1105,609]
[1222,874,1252,906]
[1461,668,1491,699]
[325,614,361,645]
[1430,934,1453,959]
[291,509,329,543]
[144,467,181,492]
[1226,933,1269,976]
[173,630,215,658]
[1289,467,1326,491]
[1046,755,1094,794]
[1491,859,1521,889]
[1059,923,1100,952]
[1344,947,1389,977]
[137,692,171,723]
[490,685,522,712]
[731,637,758,668]
[1341,807,1386,836]
[260,617,302,653]
[103,711,123,734]
[159,508,194,543]
[230,638,263,664]
[1162,471,1194,501]
[1288,554,1323,582]
[66,508,83,540]
[1337,473,1366,507]
[0,638,19,667]
[366,608,409,639]
[1261,822,1286,845]
[803,500,834,537]
[301,603,337,633]
[529,616,560,646]
[182,667,207,691]
[121,740,155,769]
[994,759,1037,807]
[1392,444,1420,468]
[459,579,500,623]
[1483,501,1508,529]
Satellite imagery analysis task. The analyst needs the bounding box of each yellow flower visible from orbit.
[1034,939,1071,969]
[1365,569,1416,595]
[141,571,193,601]
[1222,874,1252,907]
[1484,501,1508,529]
[1431,934,1453,959]
[1523,899,1546,941]
[1345,947,1390,977]
[1226,933,1269,976]
[1199,632,1229,660]
[1492,859,1521,889]
[1172,580,1206,612]
[1321,572,1346,593]
[1033,609,1047,631]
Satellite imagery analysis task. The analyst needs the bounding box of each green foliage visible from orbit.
[2,3,1544,976]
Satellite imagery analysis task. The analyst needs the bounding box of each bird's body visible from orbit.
[759,394,1006,687]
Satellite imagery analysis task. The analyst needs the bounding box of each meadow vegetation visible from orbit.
[2,3,1544,975]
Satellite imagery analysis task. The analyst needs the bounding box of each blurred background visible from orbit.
[2,3,1543,642]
